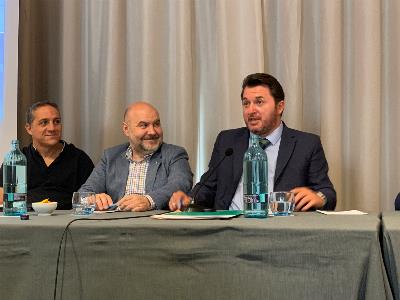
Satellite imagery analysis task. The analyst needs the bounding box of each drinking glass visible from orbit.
[269,191,295,216]
[72,192,96,216]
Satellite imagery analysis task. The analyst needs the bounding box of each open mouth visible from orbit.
[248,118,260,124]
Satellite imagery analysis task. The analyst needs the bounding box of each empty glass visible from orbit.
[72,192,96,216]
[269,191,295,216]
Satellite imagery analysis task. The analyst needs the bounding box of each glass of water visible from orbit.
[269,191,295,216]
[72,192,96,216]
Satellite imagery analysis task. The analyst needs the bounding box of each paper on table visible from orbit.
[316,210,367,215]
[151,210,242,220]
[93,210,117,214]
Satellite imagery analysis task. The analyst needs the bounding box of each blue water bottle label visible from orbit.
[5,193,27,202]
[13,193,27,202]
[243,193,267,218]
[244,194,261,203]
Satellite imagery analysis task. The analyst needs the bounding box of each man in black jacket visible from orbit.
[0,101,94,209]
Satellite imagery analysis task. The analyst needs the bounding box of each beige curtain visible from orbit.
[18,0,400,212]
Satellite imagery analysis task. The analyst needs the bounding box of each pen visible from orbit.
[107,203,119,211]
[177,198,182,211]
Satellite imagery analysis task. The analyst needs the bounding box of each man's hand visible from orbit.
[95,193,113,210]
[291,187,324,211]
[169,190,192,211]
[117,194,151,212]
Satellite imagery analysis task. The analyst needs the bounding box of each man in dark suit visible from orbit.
[169,73,336,211]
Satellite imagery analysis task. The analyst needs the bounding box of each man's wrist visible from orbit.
[144,195,155,210]
[316,191,327,208]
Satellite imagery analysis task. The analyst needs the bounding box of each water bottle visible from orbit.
[243,133,268,218]
[3,140,27,216]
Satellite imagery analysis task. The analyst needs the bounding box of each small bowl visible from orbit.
[32,202,58,216]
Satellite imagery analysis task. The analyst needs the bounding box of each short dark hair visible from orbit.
[26,101,60,124]
[241,73,285,104]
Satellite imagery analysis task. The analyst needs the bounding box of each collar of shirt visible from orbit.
[125,146,152,163]
[32,140,66,154]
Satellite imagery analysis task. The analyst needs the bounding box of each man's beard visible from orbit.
[248,111,279,137]
[136,137,162,155]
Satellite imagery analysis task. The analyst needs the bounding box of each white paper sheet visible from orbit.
[316,210,367,215]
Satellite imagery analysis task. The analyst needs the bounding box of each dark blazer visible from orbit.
[395,193,400,210]
[79,142,193,209]
[194,124,336,210]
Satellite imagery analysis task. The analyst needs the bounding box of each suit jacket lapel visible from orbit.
[232,129,250,188]
[145,150,161,192]
[274,125,296,185]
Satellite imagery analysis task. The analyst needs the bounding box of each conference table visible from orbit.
[382,212,400,299]
[0,211,391,300]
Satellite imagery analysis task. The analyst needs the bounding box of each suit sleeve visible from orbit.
[78,150,108,195]
[147,147,193,209]
[190,132,223,208]
[307,138,336,210]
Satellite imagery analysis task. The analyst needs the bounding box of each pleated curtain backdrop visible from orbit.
[17,0,400,212]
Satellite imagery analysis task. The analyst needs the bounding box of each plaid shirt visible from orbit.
[124,146,155,209]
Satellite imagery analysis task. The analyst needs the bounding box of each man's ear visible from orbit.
[25,123,32,135]
[277,100,285,115]
[122,122,129,137]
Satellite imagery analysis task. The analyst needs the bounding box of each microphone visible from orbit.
[185,148,234,212]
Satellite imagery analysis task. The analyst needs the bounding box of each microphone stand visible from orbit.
[185,148,233,212]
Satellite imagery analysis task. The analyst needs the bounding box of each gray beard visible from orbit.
[136,140,161,156]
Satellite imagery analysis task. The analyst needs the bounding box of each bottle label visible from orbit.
[244,194,263,204]
[5,193,27,202]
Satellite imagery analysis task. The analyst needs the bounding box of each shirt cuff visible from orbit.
[316,191,327,208]
[144,195,155,210]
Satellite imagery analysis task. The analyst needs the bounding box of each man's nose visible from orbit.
[247,103,257,114]
[47,122,58,131]
[147,125,157,135]
[47,123,55,131]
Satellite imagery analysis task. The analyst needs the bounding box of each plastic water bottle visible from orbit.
[243,133,268,218]
[3,140,27,216]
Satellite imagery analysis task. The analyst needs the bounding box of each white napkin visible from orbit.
[316,210,367,215]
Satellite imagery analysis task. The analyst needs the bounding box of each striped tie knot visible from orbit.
[259,138,271,150]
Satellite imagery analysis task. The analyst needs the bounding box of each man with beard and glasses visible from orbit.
[169,73,336,212]
[79,101,193,211]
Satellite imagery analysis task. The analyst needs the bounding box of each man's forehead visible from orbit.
[136,116,159,122]
[33,106,61,119]
[127,108,159,123]
[243,85,272,97]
